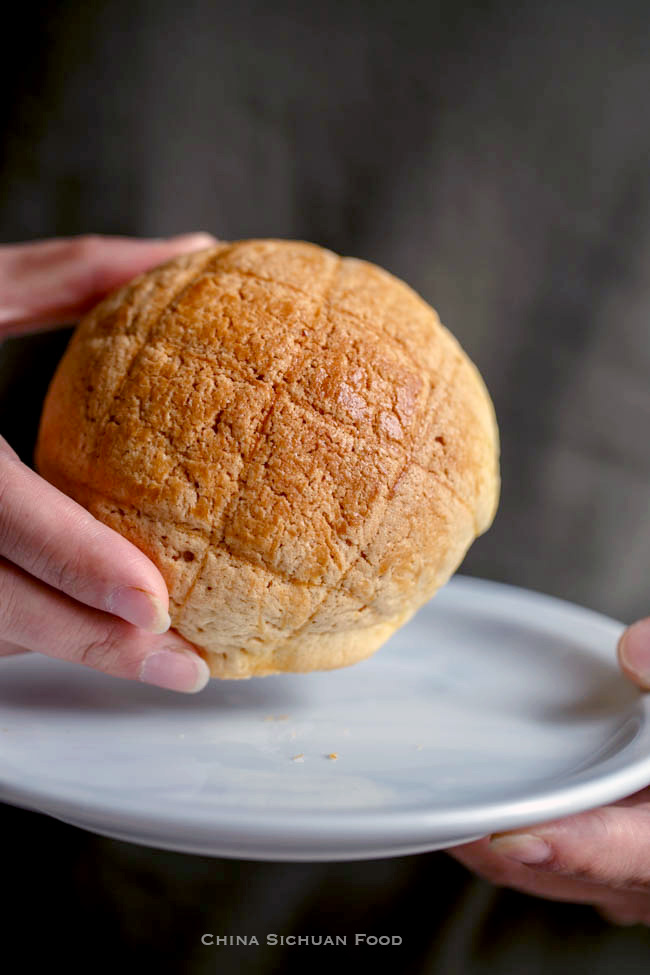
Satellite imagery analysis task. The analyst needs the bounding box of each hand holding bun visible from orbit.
[36,239,499,678]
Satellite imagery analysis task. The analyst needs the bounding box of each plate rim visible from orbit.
[2,575,650,858]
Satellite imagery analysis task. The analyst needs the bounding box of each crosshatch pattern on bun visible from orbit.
[36,239,500,678]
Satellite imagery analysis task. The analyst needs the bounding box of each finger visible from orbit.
[618,619,650,690]
[452,830,650,912]
[597,903,650,926]
[0,638,30,656]
[488,806,650,892]
[0,452,173,632]
[0,559,209,691]
[0,232,217,336]
[595,884,650,926]
[449,839,629,905]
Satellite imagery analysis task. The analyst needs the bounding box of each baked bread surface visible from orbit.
[36,239,500,678]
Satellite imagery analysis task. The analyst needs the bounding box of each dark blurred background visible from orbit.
[2,0,650,972]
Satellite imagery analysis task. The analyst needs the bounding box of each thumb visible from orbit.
[618,618,650,690]
[489,806,650,891]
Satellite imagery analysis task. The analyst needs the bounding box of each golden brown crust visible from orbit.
[35,239,500,678]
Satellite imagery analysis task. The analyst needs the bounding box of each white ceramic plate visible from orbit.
[1,576,649,861]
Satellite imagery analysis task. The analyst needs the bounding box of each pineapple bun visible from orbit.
[35,239,500,679]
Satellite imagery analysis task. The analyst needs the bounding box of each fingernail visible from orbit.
[166,232,217,250]
[489,833,552,865]
[618,620,650,680]
[139,649,210,693]
[107,587,171,634]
